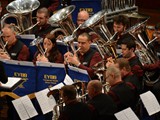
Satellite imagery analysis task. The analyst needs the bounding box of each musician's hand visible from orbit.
[0,52,10,60]
[64,52,80,66]
[56,34,64,41]
[37,54,49,62]
[106,57,115,68]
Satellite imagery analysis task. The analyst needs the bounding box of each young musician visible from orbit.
[33,33,63,63]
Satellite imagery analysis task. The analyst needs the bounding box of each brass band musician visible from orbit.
[64,32,102,79]
[0,26,30,61]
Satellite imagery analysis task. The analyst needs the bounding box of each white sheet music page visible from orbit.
[140,91,160,116]
[115,107,139,120]
[35,88,57,114]
[63,74,74,85]
[21,96,38,118]
[50,82,64,91]
[0,77,21,88]
[12,98,29,120]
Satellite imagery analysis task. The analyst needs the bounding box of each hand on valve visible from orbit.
[64,51,81,67]
[36,54,49,62]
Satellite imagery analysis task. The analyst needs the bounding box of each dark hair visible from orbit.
[61,85,77,100]
[44,33,60,62]
[121,36,136,51]
[113,15,129,28]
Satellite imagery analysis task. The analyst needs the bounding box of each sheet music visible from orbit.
[21,96,38,118]
[115,107,139,120]
[63,74,74,85]
[140,91,160,116]
[0,77,22,88]
[50,82,64,91]
[35,88,57,114]
[12,95,38,120]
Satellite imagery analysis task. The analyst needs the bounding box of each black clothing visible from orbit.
[88,93,117,120]
[108,81,137,111]
[58,100,93,120]
[123,71,142,94]
[32,24,55,38]
[0,61,8,84]
[128,55,144,78]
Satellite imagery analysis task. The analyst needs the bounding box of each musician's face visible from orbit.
[43,38,54,53]
[77,35,91,54]
[77,12,89,26]
[121,44,132,58]
[36,13,48,26]
[2,28,16,46]
[113,22,126,34]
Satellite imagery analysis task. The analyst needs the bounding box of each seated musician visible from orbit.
[58,85,93,120]
[64,32,102,79]
[76,10,99,42]
[105,66,138,111]
[112,15,132,46]
[0,25,30,61]
[32,7,58,38]
[87,80,117,120]
[33,33,63,63]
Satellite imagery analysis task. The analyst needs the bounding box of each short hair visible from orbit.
[78,32,91,41]
[88,80,102,93]
[61,85,77,100]
[106,66,121,78]
[37,7,50,18]
[121,36,136,51]
[2,25,17,34]
[113,15,129,28]
[115,58,131,71]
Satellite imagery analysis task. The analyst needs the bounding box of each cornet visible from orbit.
[30,37,47,56]
[0,34,10,58]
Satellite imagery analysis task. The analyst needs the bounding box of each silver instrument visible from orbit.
[81,10,117,59]
[1,0,40,34]
[30,37,47,56]
[0,34,10,57]
[48,5,76,36]
[49,5,79,57]
[124,19,160,86]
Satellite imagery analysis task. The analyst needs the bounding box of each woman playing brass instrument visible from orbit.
[33,33,63,63]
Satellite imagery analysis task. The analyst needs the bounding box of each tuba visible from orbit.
[1,0,40,34]
[80,10,117,60]
[123,18,160,86]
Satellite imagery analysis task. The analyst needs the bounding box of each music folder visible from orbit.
[0,77,24,91]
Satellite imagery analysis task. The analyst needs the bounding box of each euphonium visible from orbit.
[48,5,76,36]
[80,10,118,60]
[1,0,40,34]
[48,5,79,56]
[123,18,160,86]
